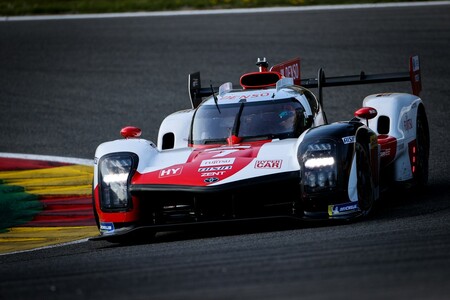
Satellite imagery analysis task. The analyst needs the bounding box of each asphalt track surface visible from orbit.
[1,2,450,299]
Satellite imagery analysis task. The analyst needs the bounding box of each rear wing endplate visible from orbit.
[188,72,219,109]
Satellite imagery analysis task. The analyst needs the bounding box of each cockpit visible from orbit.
[190,97,310,145]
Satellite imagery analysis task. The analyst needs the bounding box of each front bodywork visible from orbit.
[93,131,305,237]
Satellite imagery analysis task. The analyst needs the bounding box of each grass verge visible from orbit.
[0,183,42,232]
[0,0,441,16]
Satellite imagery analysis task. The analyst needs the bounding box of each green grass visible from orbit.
[0,184,42,232]
[0,0,442,16]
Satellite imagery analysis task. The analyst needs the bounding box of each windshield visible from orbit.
[190,98,308,145]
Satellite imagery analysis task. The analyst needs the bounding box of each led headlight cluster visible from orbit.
[99,153,137,211]
[300,142,337,192]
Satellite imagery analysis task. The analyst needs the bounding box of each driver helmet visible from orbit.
[277,104,297,130]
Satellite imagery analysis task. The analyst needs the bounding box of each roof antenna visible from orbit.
[210,81,220,113]
[317,68,328,124]
[256,57,269,72]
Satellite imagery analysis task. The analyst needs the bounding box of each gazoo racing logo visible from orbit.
[254,160,282,169]
[159,166,183,178]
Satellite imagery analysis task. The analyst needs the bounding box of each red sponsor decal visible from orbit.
[270,58,301,85]
[378,135,397,168]
[254,160,282,169]
[134,143,271,186]
[159,166,183,178]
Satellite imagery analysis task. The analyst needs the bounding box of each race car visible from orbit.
[90,55,429,242]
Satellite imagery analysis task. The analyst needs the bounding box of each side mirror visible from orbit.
[354,107,377,126]
[120,126,142,139]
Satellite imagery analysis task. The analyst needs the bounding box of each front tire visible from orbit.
[355,141,375,216]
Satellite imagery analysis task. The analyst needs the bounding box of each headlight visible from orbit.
[300,141,337,192]
[99,153,138,211]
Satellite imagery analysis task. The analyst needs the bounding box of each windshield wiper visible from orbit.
[233,101,245,136]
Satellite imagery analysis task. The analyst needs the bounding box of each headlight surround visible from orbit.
[98,153,138,211]
[299,140,338,192]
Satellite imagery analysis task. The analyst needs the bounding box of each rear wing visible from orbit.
[188,55,421,109]
[300,55,421,108]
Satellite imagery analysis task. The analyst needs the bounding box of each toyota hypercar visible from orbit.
[91,56,429,242]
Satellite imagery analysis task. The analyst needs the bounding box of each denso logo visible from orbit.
[200,158,235,167]
[159,167,183,178]
[221,93,270,100]
[279,63,299,80]
[254,160,282,169]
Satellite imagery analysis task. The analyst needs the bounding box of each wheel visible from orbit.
[355,141,375,216]
[413,106,430,188]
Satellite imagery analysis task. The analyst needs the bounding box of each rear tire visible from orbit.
[413,106,430,188]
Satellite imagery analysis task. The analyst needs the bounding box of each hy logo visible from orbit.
[159,167,183,178]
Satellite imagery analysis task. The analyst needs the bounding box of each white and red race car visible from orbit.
[91,56,429,242]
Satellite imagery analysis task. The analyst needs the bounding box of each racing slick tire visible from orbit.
[355,141,376,217]
[413,106,430,189]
